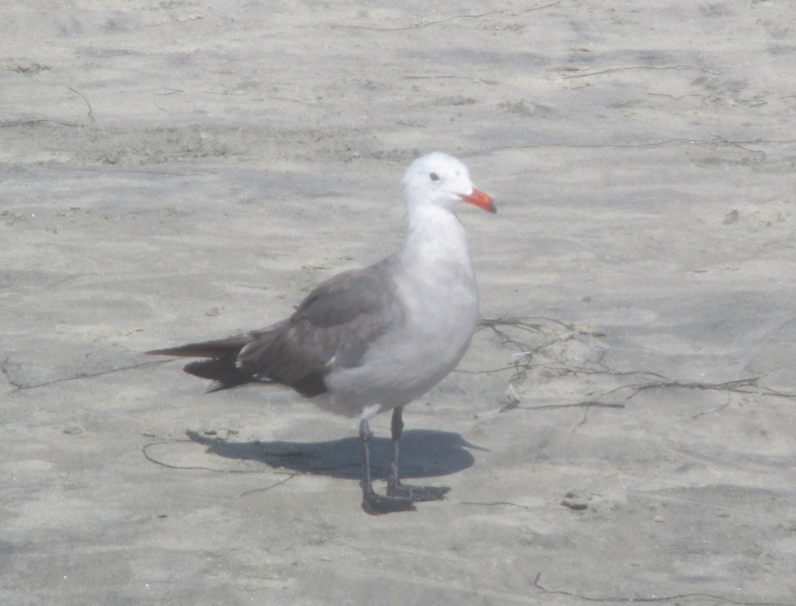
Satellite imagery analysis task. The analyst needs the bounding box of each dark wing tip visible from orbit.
[184,358,254,391]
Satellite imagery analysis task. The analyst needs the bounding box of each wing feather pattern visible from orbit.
[146,258,404,397]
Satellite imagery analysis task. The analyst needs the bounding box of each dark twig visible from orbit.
[533,572,793,606]
[142,440,296,476]
[0,86,95,128]
[563,65,720,79]
[477,318,796,417]
[334,1,562,32]
[68,86,95,123]
[3,359,170,392]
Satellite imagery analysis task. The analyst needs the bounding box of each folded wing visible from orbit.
[147,259,404,396]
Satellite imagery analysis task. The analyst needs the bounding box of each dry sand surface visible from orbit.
[3,1,796,604]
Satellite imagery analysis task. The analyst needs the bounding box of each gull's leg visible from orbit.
[386,406,450,502]
[359,418,415,515]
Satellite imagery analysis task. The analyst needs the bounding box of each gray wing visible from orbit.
[238,258,405,396]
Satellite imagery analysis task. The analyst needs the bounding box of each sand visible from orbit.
[2,1,796,604]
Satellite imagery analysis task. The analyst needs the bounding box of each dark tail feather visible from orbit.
[147,335,257,391]
[183,357,259,392]
[145,335,251,359]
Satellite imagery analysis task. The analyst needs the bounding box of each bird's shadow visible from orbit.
[186,429,484,480]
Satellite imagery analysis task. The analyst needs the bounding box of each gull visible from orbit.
[147,152,495,514]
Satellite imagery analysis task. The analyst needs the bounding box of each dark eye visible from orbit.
[429,172,440,181]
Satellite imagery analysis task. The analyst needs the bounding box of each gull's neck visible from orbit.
[400,203,471,268]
